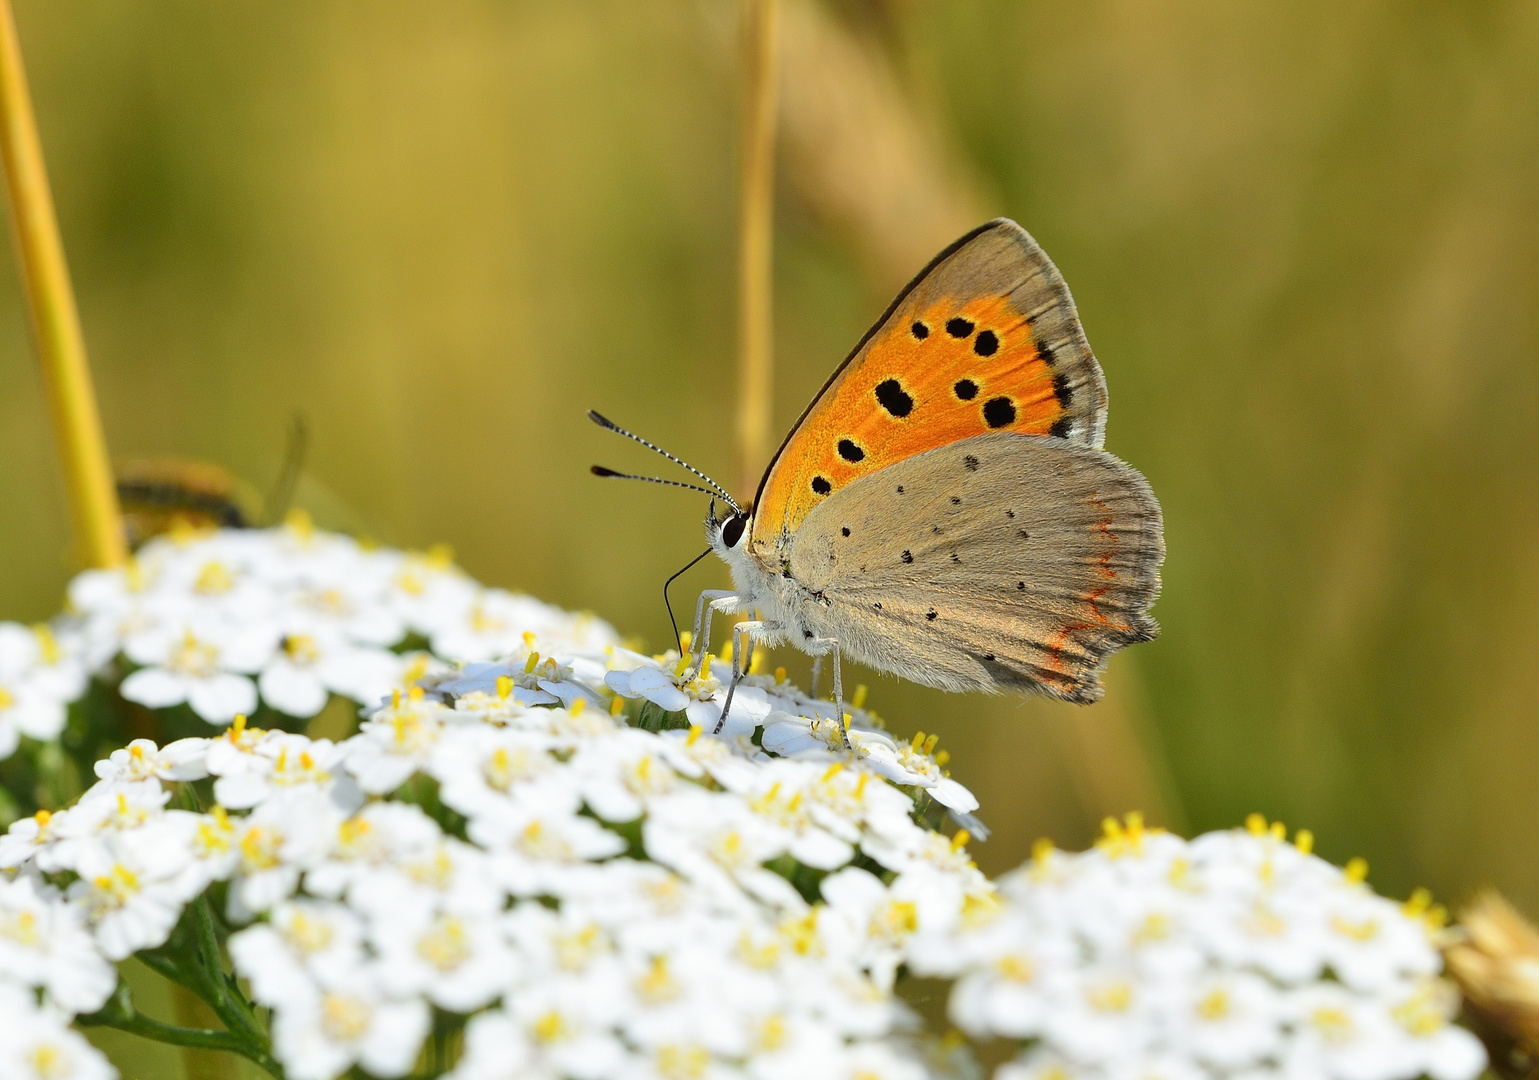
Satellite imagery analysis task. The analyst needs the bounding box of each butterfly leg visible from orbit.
[712,619,765,735]
[806,637,850,751]
[684,590,742,680]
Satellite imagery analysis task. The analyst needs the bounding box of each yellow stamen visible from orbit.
[610,694,626,716]
[525,652,541,674]
[950,829,970,852]
[700,654,712,680]
[408,685,423,702]
[922,733,940,755]
[496,675,513,700]
[1246,813,1267,836]
[935,750,950,766]
[673,654,690,678]
[910,731,925,752]
[570,698,587,717]
[1032,837,1055,863]
[31,624,59,665]
[391,689,401,710]
[773,666,786,682]
[1269,820,1286,840]
[851,684,868,710]
[687,725,702,746]
[678,631,692,653]
[1295,828,1314,855]
[820,763,844,783]
[1344,857,1369,884]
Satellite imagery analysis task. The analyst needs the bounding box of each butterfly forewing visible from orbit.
[752,219,1108,544]
[783,432,1162,702]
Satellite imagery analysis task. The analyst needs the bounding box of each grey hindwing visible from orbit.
[784,431,1164,702]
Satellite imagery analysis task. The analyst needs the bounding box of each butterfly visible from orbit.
[593,218,1164,739]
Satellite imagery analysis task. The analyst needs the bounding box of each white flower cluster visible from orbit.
[1,681,983,1080]
[54,514,616,727]
[0,622,86,760]
[910,814,1486,1080]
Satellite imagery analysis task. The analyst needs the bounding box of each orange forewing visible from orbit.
[754,293,1067,538]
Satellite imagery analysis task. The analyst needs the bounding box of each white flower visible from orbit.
[120,618,273,724]
[268,963,430,1080]
[1039,962,1162,1067]
[1380,979,1487,1080]
[643,788,802,910]
[258,629,400,718]
[229,900,368,1008]
[346,689,447,794]
[0,985,116,1080]
[372,907,515,1012]
[1162,970,1283,1070]
[0,623,80,757]
[93,737,210,785]
[428,725,566,821]
[470,799,626,898]
[211,732,352,810]
[1317,886,1440,992]
[0,875,116,1013]
[67,834,195,960]
[227,790,345,919]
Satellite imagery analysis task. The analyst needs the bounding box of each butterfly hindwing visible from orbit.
[784,432,1162,702]
[751,219,1108,545]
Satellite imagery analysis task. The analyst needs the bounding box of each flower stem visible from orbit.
[734,0,780,501]
[78,980,285,1079]
[0,0,125,569]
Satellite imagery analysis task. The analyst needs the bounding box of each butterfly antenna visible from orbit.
[590,466,723,500]
[587,410,740,511]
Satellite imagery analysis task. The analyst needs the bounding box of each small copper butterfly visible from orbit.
[593,219,1164,740]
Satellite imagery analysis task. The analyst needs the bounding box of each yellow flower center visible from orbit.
[995,954,1034,983]
[25,1042,73,1080]
[194,561,235,595]
[239,826,283,871]
[1311,1007,1354,1044]
[655,1044,710,1080]
[0,910,40,947]
[635,955,681,1003]
[1197,989,1231,1021]
[320,993,371,1042]
[532,1010,569,1044]
[287,912,335,955]
[168,631,220,678]
[1088,979,1134,1013]
[416,916,472,973]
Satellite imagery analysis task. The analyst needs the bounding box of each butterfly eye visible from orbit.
[722,514,746,549]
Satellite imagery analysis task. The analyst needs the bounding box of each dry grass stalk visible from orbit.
[0,0,124,568]
[735,0,781,501]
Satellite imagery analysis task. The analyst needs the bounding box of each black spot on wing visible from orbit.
[811,476,832,496]
[1037,341,1055,365]
[837,438,865,463]
[911,321,929,340]
[875,379,913,418]
[901,550,913,564]
[1017,581,1025,590]
[949,496,961,505]
[973,330,998,356]
[953,379,978,401]
[840,527,850,537]
[946,317,974,338]
[1052,372,1073,409]
[963,455,980,471]
[926,609,938,621]
[1049,417,1073,439]
[983,397,1017,428]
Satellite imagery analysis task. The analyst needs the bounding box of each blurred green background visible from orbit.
[2,0,1537,917]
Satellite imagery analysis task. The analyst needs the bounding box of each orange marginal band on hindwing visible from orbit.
[751,218,1108,543]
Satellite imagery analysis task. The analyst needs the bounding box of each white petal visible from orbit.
[188,674,257,724]
[120,667,189,709]
[260,664,329,718]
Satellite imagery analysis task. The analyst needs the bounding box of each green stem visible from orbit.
[190,893,267,1047]
[78,980,284,1078]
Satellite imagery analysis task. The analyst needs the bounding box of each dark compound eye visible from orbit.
[722,514,746,548]
[910,321,929,340]
[811,476,832,496]
[946,317,975,338]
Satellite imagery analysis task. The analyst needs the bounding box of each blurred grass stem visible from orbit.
[735,0,779,501]
[0,0,124,568]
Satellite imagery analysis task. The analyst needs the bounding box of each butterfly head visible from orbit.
[706,498,752,553]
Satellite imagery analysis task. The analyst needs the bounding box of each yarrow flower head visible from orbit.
[0,523,1493,1080]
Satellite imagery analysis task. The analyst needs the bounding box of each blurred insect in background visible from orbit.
[115,417,308,548]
